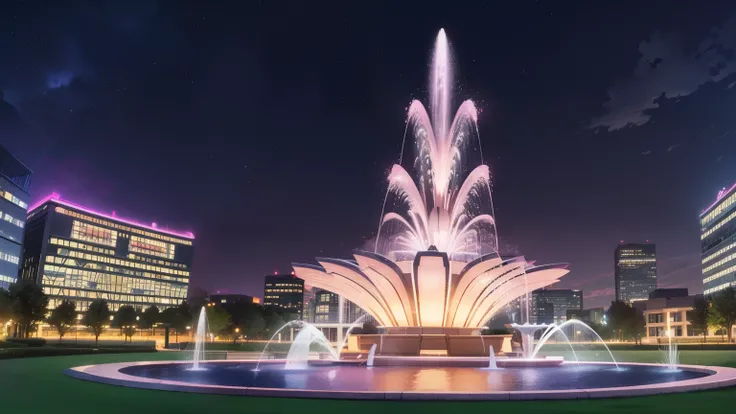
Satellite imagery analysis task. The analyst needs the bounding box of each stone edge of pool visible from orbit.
[63,360,736,401]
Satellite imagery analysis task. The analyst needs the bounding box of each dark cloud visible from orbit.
[591,17,736,131]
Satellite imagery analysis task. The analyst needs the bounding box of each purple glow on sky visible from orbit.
[28,192,195,239]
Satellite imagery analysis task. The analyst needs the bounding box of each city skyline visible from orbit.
[2,2,736,308]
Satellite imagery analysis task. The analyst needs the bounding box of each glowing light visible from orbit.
[701,181,736,216]
[27,193,195,239]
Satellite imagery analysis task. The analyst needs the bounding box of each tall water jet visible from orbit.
[487,345,499,370]
[190,307,207,371]
[366,343,377,367]
[664,330,679,371]
[284,324,339,370]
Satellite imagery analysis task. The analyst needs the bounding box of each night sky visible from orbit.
[1,1,735,309]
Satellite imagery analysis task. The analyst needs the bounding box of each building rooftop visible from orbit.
[701,181,736,217]
[27,192,194,239]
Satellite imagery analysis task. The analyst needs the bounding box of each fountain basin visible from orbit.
[65,360,736,400]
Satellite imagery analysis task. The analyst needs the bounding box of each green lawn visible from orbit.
[0,350,735,414]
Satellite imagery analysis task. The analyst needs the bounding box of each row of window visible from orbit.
[56,207,192,246]
[0,189,28,210]
[44,288,184,311]
[703,251,736,274]
[702,263,736,284]
[50,237,115,256]
[264,288,301,293]
[315,304,332,313]
[52,246,189,277]
[273,283,302,287]
[128,253,187,270]
[129,235,175,260]
[617,258,656,265]
[647,312,684,323]
[702,209,736,240]
[1,211,24,228]
[48,253,188,285]
[43,264,187,299]
[0,274,14,284]
[703,241,736,264]
[701,190,736,227]
[72,220,118,247]
[0,250,19,265]
[705,281,736,295]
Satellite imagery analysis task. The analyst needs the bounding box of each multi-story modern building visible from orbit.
[701,183,736,295]
[313,289,339,323]
[640,288,702,341]
[615,243,657,303]
[20,193,194,311]
[208,293,259,307]
[0,145,31,289]
[531,288,583,324]
[263,273,304,317]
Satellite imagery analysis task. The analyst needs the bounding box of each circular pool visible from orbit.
[66,360,736,400]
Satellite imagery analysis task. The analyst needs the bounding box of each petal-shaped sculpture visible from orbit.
[293,250,569,328]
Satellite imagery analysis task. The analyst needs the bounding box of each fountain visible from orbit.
[487,345,499,370]
[335,313,370,359]
[284,325,338,370]
[189,307,207,371]
[664,330,679,371]
[254,320,336,371]
[366,343,377,367]
[65,29,736,400]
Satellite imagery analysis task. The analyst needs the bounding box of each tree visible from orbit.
[361,322,379,335]
[606,300,643,342]
[205,306,231,339]
[263,308,285,338]
[47,300,76,341]
[160,302,190,343]
[710,287,736,343]
[114,305,137,343]
[0,288,13,335]
[9,281,49,338]
[140,305,160,335]
[83,299,111,347]
[690,296,711,344]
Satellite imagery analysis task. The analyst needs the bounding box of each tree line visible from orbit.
[0,280,300,346]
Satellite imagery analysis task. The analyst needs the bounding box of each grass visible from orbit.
[0,350,735,413]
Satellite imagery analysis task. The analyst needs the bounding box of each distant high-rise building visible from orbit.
[0,145,31,289]
[20,193,194,310]
[701,183,736,295]
[263,273,304,317]
[615,243,657,303]
[313,289,339,323]
[531,288,582,324]
[208,293,258,307]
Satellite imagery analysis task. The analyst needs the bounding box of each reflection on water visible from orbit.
[121,362,709,392]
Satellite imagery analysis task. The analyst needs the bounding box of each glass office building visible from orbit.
[531,288,583,324]
[263,274,304,317]
[701,183,736,295]
[615,243,657,303]
[20,193,194,311]
[0,145,31,289]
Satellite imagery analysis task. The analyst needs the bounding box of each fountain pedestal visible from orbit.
[509,323,554,359]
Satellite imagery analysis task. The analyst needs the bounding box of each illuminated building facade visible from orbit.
[701,183,736,295]
[0,145,31,289]
[208,293,258,307]
[20,193,194,311]
[263,274,304,317]
[531,288,583,324]
[615,243,657,303]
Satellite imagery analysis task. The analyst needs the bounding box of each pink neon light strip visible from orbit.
[27,193,194,239]
[701,182,736,217]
